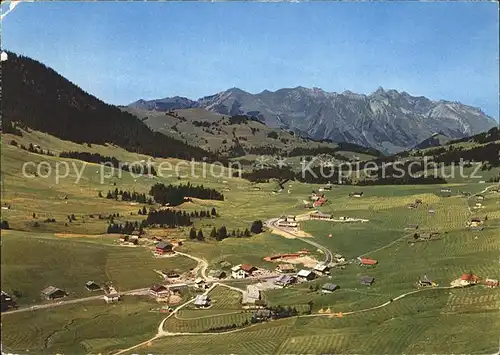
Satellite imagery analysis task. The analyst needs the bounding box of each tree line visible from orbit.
[61,151,158,175]
[149,182,224,206]
[101,189,154,204]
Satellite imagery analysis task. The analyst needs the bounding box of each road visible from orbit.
[2,274,276,316]
[265,217,334,264]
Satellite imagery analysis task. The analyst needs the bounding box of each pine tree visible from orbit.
[244,228,251,237]
[189,227,197,239]
[197,229,205,241]
[210,226,217,239]
[211,207,217,216]
[98,191,103,198]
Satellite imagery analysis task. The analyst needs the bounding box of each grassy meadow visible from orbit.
[1,130,500,354]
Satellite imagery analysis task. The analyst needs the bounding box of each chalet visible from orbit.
[231,264,256,279]
[452,273,480,287]
[357,257,378,266]
[241,264,257,276]
[475,194,485,201]
[276,264,295,273]
[440,188,452,197]
[321,283,339,293]
[323,184,332,191]
[297,269,315,281]
[418,275,436,287]
[349,192,363,198]
[161,270,180,279]
[150,284,170,299]
[428,209,435,214]
[483,278,499,288]
[193,294,210,308]
[155,241,174,255]
[85,281,101,292]
[274,274,297,287]
[469,218,482,227]
[104,293,120,303]
[313,198,327,207]
[407,204,417,210]
[310,211,332,220]
[277,220,298,228]
[313,264,330,275]
[212,270,227,279]
[41,286,67,300]
[231,265,247,279]
[360,276,375,286]
[1,291,16,312]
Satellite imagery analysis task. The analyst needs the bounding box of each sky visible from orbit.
[2,1,499,119]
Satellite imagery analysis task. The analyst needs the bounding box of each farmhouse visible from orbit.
[313,198,327,207]
[104,293,120,304]
[428,209,435,214]
[274,274,297,287]
[85,281,101,291]
[349,192,363,198]
[407,204,417,210]
[321,283,339,293]
[193,294,210,308]
[360,276,375,286]
[451,273,480,287]
[155,241,174,255]
[357,257,378,266]
[297,269,315,281]
[41,286,67,300]
[483,278,499,288]
[475,194,485,201]
[150,284,170,299]
[276,264,295,273]
[313,263,330,275]
[231,264,257,279]
[161,270,180,279]
[277,220,298,228]
[440,188,452,197]
[418,276,437,287]
[310,211,332,220]
[469,218,482,227]
[1,291,16,312]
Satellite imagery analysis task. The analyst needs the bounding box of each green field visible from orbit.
[1,230,197,304]
[2,130,500,354]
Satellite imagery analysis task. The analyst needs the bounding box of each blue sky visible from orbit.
[2,1,499,118]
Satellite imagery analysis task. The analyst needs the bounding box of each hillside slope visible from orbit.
[131,87,496,154]
[123,107,381,160]
[1,52,218,162]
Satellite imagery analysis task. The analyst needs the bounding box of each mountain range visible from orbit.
[130,87,497,154]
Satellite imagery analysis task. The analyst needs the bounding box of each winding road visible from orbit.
[265,217,333,264]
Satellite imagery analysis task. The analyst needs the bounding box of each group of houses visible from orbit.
[450,273,499,288]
